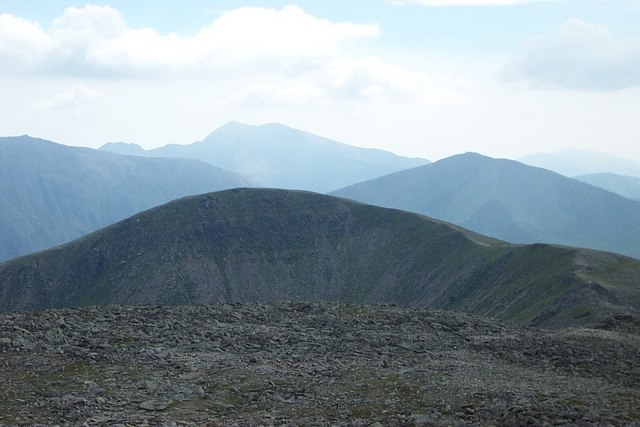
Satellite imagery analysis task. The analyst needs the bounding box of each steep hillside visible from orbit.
[1,188,638,328]
[332,153,640,259]
[0,136,249,261]
[574,172,640,200]
[99,121,429,192]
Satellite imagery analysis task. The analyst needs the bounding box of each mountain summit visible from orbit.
[99,122,429,192]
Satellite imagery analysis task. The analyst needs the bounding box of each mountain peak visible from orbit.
[332,152,640,258]
[181,122,430,192]
[1,135,55,145]
[220,120,250,128]
[449,152,491,161]
[99,141,147,156]
[206,121,297,139]
[206,120,254,137]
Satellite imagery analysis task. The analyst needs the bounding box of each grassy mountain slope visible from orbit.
[574,172,640,200]
[0,136,249,261]
[1,188,638,328]
[331,153,640,259]
[100,121,429,192]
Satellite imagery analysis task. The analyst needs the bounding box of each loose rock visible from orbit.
[0,302,638,426]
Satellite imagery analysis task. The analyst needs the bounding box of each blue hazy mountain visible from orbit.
[99,141,148,157]
[520,149,640,178]
[331,152,640,259]
[100,121,430,193]
[0,135,249,261]
[574,173,640,201]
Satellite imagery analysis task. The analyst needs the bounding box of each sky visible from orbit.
[1,0,640,162]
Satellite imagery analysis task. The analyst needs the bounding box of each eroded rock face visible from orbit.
[1,302,639,426]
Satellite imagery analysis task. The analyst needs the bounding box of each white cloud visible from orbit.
[317,58,470,103]
[195,6,378,57]
[51,5,128,39]
[0,5,470,105]
[34,84,100,110]
[0,5,379,77]
[391,0,556,6]
[0,14,55,70]
[501,19,640,90]
[0,4,480,159]
[222,57,472,108]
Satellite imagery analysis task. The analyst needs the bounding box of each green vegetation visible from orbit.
[1,188,638,328]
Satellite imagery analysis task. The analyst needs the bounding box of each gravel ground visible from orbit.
[1,302,639,426]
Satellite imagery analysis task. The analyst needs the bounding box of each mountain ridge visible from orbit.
[574,172,640,200]
[1,188,638,328]
[99,121,430,192]
[0,135,249,261]
[520,149,640,177]
[331,152,640,259]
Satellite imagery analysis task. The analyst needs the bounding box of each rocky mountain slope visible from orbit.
[0,136,249,261]
[1,188,638,328]
[1,302,638,426]
[100,121,429,192]
[331,152,640,259]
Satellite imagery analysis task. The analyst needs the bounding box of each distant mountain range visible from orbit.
[0,136,248,261]
[574,173,640,201]
[520,149,640,178]
[100,121,430,193]
[1,188,638,328]
[331,152,640,259]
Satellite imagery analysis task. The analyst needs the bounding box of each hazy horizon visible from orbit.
[1,0,639,163]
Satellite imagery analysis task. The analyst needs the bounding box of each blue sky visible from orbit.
[1,0,639,162]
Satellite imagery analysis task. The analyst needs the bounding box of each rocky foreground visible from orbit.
[1,302,639,426]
